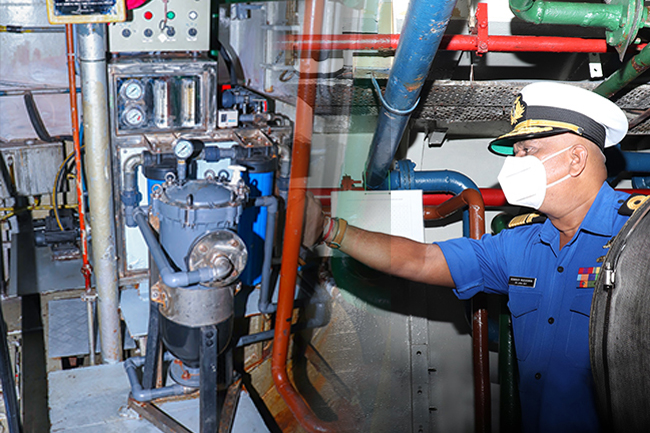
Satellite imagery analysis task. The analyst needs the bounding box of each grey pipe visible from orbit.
[237,273,330,347]
[255,195,278,314]
[133,208,232,287]
[78,23,122,363]
[124,354,195,401]
[123,153,143,192]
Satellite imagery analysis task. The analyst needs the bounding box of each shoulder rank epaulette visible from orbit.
[507,212,547,229]
[618,194,649,216]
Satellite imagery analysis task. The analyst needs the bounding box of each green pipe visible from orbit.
[594,43,650,98]
[510,0,623,30]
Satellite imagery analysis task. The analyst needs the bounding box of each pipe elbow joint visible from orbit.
[159,268,189,288]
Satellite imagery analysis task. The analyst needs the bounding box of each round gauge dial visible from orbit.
[122,80,145,100]
[174,139,194,159]
[122,106,146,127]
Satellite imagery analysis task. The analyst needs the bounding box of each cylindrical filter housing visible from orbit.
[151,175,248,365]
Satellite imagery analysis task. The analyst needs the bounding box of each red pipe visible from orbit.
[272,0,357,430]
[313,188,650,209]
[65,25,92,290]
[284,33,612,53]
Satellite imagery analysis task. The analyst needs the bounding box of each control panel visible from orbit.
[109,56,217,135]
[108,0,210,52]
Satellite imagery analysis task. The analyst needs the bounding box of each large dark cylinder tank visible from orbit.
[591,196,650,432]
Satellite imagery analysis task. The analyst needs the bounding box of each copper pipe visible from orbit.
[271,0,354,430]
[423,189,485,238]
[423,189,490,432]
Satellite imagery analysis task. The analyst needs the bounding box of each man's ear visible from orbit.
[569,144,589,177]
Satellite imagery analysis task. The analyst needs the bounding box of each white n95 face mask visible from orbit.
[497,146,572,209]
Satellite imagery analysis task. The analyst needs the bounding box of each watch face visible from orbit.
[174,139,194,159]
[122,106,146,127]
[122,79,145,101]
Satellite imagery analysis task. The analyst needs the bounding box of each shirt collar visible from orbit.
[539,182,617,245]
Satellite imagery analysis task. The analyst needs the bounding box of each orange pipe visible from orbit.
[271,0,355,431]
[65,25,92,290]
[424,189,491,432]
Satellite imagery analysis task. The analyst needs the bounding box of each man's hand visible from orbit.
[302,191,326,248]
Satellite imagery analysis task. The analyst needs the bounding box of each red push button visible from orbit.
[144,11,153,20]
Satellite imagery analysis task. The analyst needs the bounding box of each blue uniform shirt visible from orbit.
[438,183,631,433]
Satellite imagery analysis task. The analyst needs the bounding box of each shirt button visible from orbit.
[548,317,555,324]
[535,373,542,380]
[557,266,564,273]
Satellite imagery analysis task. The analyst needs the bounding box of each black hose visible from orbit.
[23,92,73,143]
[214,40,238,87]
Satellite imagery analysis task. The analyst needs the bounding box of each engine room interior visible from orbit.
[1,0,650,431]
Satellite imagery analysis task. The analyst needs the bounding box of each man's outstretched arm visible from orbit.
[335,225,455,287]
[303,192,455,287]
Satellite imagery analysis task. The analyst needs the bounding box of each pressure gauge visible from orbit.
[122,106,146,128]
[121,79,144,101]
[174,139,194,160]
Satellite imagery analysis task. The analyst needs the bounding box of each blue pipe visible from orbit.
[386,160,480,238]
[364,0,458,189]
[606,146,650,187]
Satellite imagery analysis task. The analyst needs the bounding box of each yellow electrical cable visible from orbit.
[52,151,75,231]
[0,204,76,212]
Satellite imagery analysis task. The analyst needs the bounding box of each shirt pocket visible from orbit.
[508,290,542,362]
[565,292,593,369]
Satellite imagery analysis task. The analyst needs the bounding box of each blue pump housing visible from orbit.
[240,171,274,285]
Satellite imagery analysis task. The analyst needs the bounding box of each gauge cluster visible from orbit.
[109,56,217,135]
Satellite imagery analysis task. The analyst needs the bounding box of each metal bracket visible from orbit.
[476,3,489,55]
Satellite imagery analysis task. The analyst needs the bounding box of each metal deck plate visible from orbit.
[47,298,95,359]
[49,362,270,432]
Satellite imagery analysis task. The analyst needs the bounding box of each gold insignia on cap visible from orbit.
[510,95,525,125]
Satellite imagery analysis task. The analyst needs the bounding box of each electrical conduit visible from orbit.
[65,24,96,365]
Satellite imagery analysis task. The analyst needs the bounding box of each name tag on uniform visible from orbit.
[508,276,536,288]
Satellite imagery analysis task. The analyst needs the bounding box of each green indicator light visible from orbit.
[167,11,176,19]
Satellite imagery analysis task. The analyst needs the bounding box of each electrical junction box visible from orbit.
[108,55,217,136]
[217,110,238,128]
[108,0,210,52]
[0,140,62,199]
[46,0,126,24]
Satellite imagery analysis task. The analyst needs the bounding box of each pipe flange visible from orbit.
[606,0,645,60]
[187,230,247,287]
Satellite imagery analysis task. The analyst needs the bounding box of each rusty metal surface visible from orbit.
[272,79,650,133]
[218,379,243,433]
[127,397,193,433]
[248,283,414,433]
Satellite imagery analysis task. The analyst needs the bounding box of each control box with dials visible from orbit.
[108,56,217,136]
[108,0,210,52]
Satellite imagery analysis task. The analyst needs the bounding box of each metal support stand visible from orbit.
[143,300,161,390]
[200,325,219,432]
